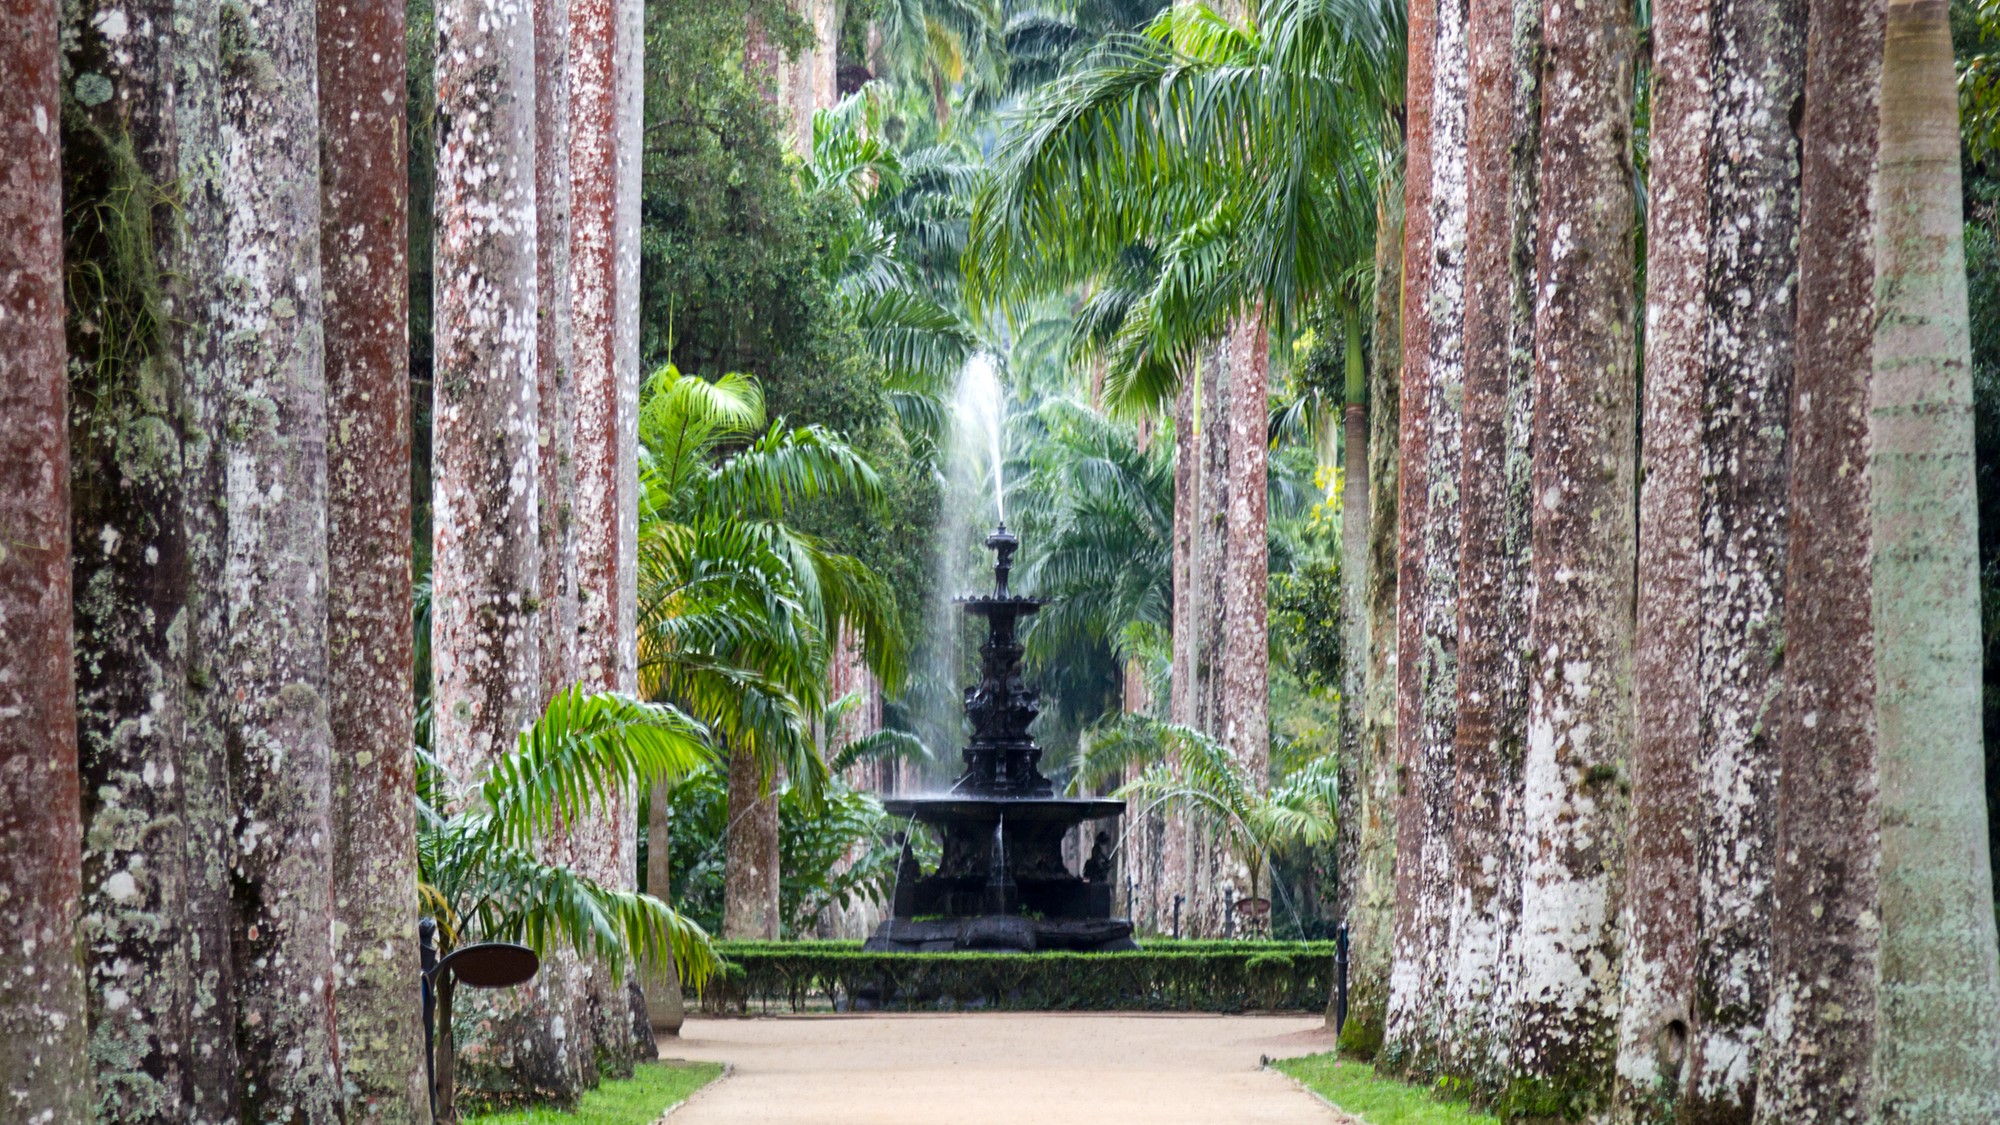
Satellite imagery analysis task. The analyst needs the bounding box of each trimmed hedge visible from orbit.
[700,940,1339,1013]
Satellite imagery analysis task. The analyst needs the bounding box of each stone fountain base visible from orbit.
[863,795,1136,953]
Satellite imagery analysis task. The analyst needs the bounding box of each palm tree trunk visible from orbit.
[1196,347,1232,933]
[58,0,198,1113]
[1340,181,1404,1050]
[1441,0,1539,1086]
[175,11,243,1114]
[0,4,92,1113]
[321,0,429,1116]
[1334,298,1369,945]
[217,0,345,1112]
[1220,312,1269,795]
[1165,375,1198,932]
[1673,5,1807,1120]
[1505,0,1638,1111]
[1613,0,1709,1115]
[646,790,687,1035]
[1866,3,2000,1116]
[724,748,783,938]
[1752,5,1885,1119]
[433,0,579,1105]
[1387,0,1467,1076]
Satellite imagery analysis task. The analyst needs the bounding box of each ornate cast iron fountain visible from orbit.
[864,525,1136,952]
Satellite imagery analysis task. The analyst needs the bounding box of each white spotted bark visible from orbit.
[432,0,543,783]
[1613,0,1709,1114]
[1441,0,1538,1088]
[217,0,344,1111]
[1505,0,1637,1112]
[58,0,198,1114]
[320,0,430,1117]
[1678,4,1805,1119]
[0,2,93,1115]
[1387,0,1466,1075]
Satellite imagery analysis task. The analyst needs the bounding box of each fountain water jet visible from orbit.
[864,525,1136,953]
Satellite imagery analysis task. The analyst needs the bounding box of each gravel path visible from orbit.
[659,1012,1351,1124]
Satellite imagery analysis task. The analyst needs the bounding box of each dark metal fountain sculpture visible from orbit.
[865,525,1137,952]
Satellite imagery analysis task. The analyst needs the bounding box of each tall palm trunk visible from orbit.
[1441,0,1539,1087]
[321,0,429,1117]
[1338,178,1404,1054]
[175,10,242,1115]
[1163,375,1199,933]
[1864,2,2000,1116]
[1334,297,1369,940]
[432,0,571,1108]
[1675,4,1806,1119]
[0,2,92,1114]
[1613,0,1710,1114]
[1220,310,1269,793]
[217,0,345,1112]
[58,0,199,1113]
[1751,5,1885,1119]
[1505,0,1638,1112]
[1387,0,1467,1075]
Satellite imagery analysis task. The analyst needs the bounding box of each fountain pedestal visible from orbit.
[864,526,1136,953]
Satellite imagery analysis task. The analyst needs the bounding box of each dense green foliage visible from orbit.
[463,1063,724,1125]
[699,940,1340,1011]
[416,688,721,984]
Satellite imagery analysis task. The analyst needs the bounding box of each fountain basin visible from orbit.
[866,796,1135,953]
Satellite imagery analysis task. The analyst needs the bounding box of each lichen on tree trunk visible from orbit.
[58,0,199,1114]
[1614,0,1710,1115]
[215,0,346,1112]
[1678,4,1805,1119]
[1504,0,1637,1113]
[1386,0,1462,1077]
[1752,3,1884,1121]
[1440,0,1538,1089]
[320,0,429,1115]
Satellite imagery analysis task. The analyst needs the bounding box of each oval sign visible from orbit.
[439,942,540,989]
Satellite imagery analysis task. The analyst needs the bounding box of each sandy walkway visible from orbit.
[658,1012,1348,1124]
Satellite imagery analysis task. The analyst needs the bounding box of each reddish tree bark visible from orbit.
[320,0,429,1118]
[1753,7,1883,1122]
[1372,0,1436,1056]
[1675,5,1806,1120]
[1387,0,1464,1075]
[1442,0,1538,1086]
[1612,0,1709,1116]
[0,1,93,1114]
[1506,0,1637,1112]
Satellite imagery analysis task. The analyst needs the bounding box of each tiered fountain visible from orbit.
[865,525,1136,953]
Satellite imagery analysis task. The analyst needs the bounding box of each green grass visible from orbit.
[1270,1054,1499,1124]
[465,1062,724,1125]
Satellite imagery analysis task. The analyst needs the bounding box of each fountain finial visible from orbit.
[985,523,1018,598]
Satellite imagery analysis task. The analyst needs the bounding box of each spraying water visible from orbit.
[953,353,1007,523]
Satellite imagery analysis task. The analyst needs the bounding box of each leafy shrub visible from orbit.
[698,940,1338,1013]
